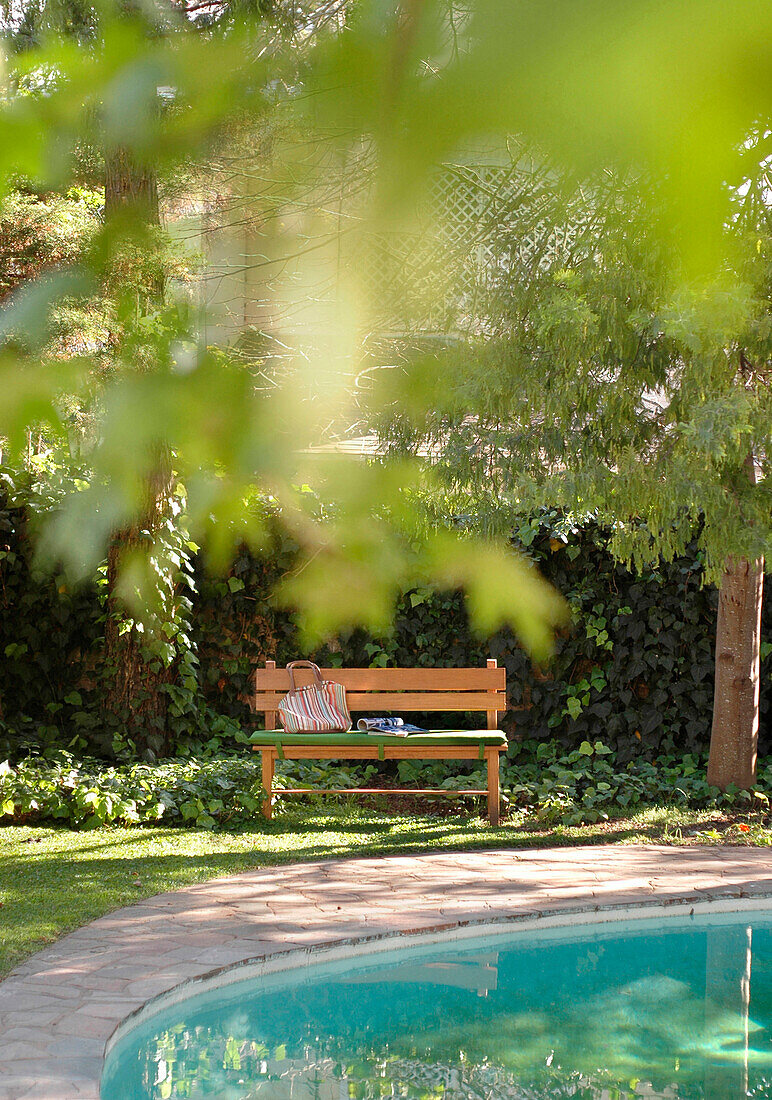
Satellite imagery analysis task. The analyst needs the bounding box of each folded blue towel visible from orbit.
[357,717,426,734]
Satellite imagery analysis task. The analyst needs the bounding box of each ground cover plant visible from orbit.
[3,741,771,831]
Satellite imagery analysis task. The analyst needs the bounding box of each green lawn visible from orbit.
[1,804,768,978]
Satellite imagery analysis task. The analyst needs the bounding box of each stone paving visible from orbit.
[1,844,771,1100]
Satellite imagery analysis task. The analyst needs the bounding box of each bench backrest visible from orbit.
[253,659,506,730]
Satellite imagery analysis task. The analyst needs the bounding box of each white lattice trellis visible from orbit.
[211,146,583,342]
[351,162,579,335]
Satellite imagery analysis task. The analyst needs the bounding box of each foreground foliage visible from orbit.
[1,0,771,683]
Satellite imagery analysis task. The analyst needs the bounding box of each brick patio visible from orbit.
[1,844,771,1100]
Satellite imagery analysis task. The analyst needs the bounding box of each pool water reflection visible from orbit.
[102,912,772,1099]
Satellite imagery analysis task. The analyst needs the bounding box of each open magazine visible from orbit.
[357,717,426,736]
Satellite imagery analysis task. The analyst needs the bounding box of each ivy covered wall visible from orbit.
[1,478,770,762]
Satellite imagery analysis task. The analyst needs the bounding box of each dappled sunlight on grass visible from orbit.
[1,804,767,977]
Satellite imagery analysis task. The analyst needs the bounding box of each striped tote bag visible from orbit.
[277,661,352,733]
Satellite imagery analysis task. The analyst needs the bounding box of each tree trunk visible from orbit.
[102,446,175,758]
[101,150,175,758]
[707,458,765,790]
[104,148,160,225]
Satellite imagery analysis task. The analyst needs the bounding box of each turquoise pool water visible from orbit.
[102,911,772,1099]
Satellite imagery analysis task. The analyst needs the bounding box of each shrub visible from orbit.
[0,752,375,829]
[0,754,265,830]
[397,738,772,825]
[1,744,769,831]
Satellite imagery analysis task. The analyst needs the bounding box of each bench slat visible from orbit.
[273,788,488,796]
[254,691,505,712]
[254,667,506,690]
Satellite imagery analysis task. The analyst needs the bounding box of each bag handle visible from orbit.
[286,660,323,691]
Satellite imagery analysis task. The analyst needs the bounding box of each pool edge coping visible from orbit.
[102,889,772,1074]
[3,844,772,1100]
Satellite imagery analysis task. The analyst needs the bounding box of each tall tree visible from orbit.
[367,149,771,785]
[2,0,188,756]
[101,138,177,754]
[4,0,772,727]
[0,0,340,756]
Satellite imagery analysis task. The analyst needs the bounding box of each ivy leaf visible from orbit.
[566,698,583,720]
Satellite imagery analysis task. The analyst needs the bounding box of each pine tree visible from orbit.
[370,149,770,786]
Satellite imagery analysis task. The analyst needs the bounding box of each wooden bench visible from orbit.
[249,659,507,826]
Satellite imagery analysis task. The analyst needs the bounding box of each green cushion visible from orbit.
[248,729,507,748]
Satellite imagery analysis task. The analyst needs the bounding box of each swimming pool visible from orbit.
[102,910,772,1099]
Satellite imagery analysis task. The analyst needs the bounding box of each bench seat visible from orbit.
[249,730,507,749]
[251,659,507,825]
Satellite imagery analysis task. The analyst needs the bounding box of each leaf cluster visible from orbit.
[367,159,772,582]
[0,751,263,828]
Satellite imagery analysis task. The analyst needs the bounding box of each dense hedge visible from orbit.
[194,520,770,762]
[0,468,770,763]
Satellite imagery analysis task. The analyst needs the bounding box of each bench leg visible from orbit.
[261,749,275,820]
[486,748,500,827]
